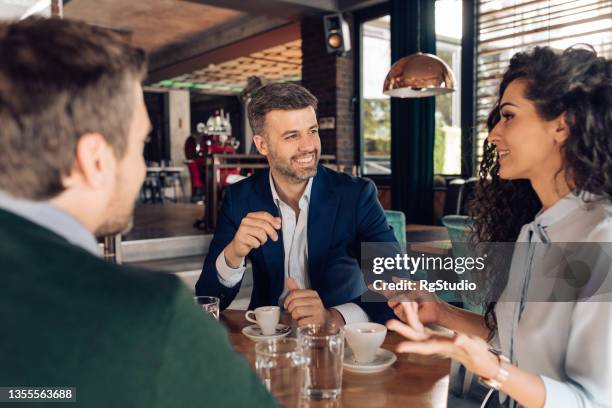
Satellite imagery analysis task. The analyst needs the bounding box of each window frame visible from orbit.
[473,0,611,172]
[354,2,392,185]
[434,34,463,177]
[354,0,477,182]
[436,36,462,128]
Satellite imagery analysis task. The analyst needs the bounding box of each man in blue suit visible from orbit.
[196,83,396,325]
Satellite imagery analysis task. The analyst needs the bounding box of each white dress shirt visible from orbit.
[495,192,612,407]
[215,173,370,324]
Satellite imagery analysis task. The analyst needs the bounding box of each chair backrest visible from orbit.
[441,215,483,314]
[384,210,406,250]
[186,160,204,189]
[441,215,472,246]
[184,135,198,160]
[460,177,478,214]
[443,177,478,216]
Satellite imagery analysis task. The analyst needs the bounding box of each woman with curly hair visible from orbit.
[385,46,611,407]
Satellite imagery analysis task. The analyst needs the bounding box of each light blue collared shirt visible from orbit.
[0,191,100,256]
[495,192,612,408]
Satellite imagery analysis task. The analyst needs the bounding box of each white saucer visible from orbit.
[241,324,292,341]
[343,348,397,373]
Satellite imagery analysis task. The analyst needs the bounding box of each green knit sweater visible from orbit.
[0,209,276,407]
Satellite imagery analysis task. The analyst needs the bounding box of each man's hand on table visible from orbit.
[284,278,345,327]
[224,211,281,268]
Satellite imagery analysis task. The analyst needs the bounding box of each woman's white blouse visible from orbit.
[495,193,612,407]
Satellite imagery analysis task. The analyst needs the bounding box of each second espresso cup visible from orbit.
[344,322,387,363]
[245,306,280,336]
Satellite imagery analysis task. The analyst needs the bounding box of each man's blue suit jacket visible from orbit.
[195,165,396,324]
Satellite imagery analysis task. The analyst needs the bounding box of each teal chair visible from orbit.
[384,210,406,250]
[442,215,489,400]
[441,215,483,314]
[441,215,473,244]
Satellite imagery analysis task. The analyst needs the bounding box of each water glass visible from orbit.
[255,338,308,408]
[193,296,220,320]
[297,323,344,400]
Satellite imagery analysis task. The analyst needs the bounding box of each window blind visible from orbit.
[475,0,612,165]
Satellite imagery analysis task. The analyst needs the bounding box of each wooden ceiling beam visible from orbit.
[183,0,338,19]
[146,20,301,84]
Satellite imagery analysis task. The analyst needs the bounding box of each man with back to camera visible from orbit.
[196,82,397,326]
[0,18,275,408]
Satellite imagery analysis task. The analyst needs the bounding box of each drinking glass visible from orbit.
[193,296,220,320]
[255,338,308,408]
[297,323,344,400]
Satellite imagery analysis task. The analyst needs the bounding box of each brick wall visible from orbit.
[301,15,355,169]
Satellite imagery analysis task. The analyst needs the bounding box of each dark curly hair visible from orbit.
[468,46,612,337]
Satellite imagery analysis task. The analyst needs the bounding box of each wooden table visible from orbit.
[409,240,453,256]
[220,310,450,407]
[405,224,452,256]
[406,224,450,242]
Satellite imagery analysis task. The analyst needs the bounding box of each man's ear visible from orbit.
[64,133,116,190]
[253,134,268,156]
[553,113,570,144]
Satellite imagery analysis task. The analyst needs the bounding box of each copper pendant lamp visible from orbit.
[383,2,455,98]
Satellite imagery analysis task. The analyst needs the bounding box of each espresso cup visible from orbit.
[344,322,387,363]
[245,306,280,336]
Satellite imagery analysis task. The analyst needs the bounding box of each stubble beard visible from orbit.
[269,148,319,183]
[94,174,136,237]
